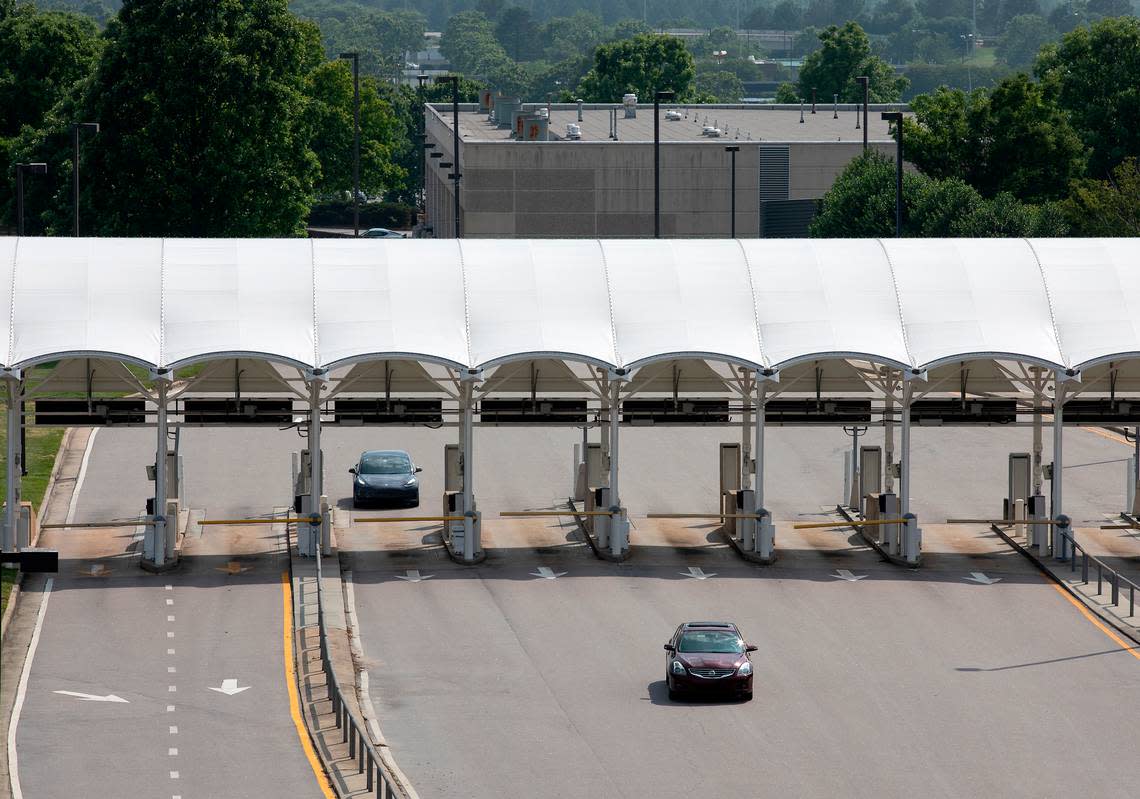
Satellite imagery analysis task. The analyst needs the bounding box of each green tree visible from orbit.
[1087,0,1135,19]
[695,69,744,102]
[0,5,101,138]
[440,10,509,77]
[495,6,539,62]
[1064,157,1140,235]
[609,18,651,42]
[1035,16,1140,177]
[7,0,324,236]
[306,60,405,198]
[797,22,907,103]
[997,14,1057,68]
[575,33,696,102]
[541,11,605,62]
[811,150,1069,236]
[901,77,1086,202]
[775,81,800,102]
[301,9,426,81]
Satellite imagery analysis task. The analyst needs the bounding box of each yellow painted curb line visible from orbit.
[1050,582,1140,663]
[281,571,337,798]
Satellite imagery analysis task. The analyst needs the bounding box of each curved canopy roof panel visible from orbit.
[2,237,1137,375]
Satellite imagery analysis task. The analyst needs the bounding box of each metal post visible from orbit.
[4,377,21,552]
[654,89,674,238]
[884,379,895,494]
[461,377,476,560]
[308,375,324,557]
[338,53,361,237]
[451,79,460,239]
[900,380,913,516]
[849,426,860,509]
[608,377,622,558]
[755,377,767,513]
[152,376,169,566]
[725,145,738,238]
[1052,373,1064,520]
[1032,401,1043,495]
[741,372,752,491]
[73,122,99,236]
[856,76,869,151]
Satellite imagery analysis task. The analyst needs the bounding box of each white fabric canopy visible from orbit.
[2,237,1137,374]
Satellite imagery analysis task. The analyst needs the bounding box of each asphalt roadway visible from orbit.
[8,421,1140,798]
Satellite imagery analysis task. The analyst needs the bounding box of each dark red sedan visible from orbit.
[664,621,756,701]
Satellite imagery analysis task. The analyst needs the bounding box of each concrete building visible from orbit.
[422,101,907,238]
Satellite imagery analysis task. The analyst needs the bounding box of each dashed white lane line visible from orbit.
[167,615,175,622]
[166,705,175,712]
[167,667,177,673]
[165,584,172,591]
[7,578,54,799]
[167,631,175,638]
[169,726,178,734]
[170,771,179,779]
[168,748,178,756]
[166,598,174,606]
[168,685,177,693]
[167,648,175,655]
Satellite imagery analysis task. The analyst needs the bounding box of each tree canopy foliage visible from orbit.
[810,150,1068,237]
[797,22,907,102]
[576,33,696,102]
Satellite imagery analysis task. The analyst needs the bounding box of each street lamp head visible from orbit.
[434,75,459,85]
[654,90,675,101]
[75,122,100,133]
[18,163,48,174]
[338,52,358,60]
[881,111,903,123]
[725,145,740,152]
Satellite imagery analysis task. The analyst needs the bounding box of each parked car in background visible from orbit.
[361,227,406,238]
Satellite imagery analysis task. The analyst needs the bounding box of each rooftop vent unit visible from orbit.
[701,126,723,137]
[664,109,682,121]
[623,93,637,118]
[566,122,582,140]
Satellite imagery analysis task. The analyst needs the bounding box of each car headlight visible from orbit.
[403,477,418,487]
[671,660,686,675]
[737,661,752,676]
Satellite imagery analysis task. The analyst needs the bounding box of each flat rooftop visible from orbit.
[431,103,909,144]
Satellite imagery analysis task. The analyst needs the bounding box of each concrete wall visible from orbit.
[424,128,897,238]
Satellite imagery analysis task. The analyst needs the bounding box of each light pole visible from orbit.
[72,122,99,236]
[415,74,430,226]
[653,89,674,239]
[435,75,461,238]
[15,163,48,236]
[882,111,904,237]
[855,76,869,151]
[725,145,739,238]
[338,52,361,237]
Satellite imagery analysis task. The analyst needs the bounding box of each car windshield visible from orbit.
[676,631,744,654]
[359,453,411,475]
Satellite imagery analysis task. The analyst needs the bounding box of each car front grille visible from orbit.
[689,667,735,679]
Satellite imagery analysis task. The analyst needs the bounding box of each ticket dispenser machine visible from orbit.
[859,446,882,517]
[443,444,466,548]
[719,443,741,537]
[1005,453,1031,522]
[583,443,605,533]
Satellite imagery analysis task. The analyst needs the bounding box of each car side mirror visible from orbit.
[349,468,357,475]
[663,643,675,651]
[415,466,423,473]
[745,644,758,652]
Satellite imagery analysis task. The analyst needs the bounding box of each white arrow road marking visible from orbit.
[395,569,433,582]
[208,679,250,696]
[680,567,716,580]
[53,690,128,703]
[530,567,567,579]
[831,569,867,581]
[963,572,1003,585]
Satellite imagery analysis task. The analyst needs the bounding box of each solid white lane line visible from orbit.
[7,577,54,799]
[64,429,98,526]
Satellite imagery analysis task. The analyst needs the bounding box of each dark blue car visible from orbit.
[350,450,421,508]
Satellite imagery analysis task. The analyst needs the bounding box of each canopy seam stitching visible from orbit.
[596,241,621,367]
[457,241,473,367]
[158,239,166,367]
[735,240,767,368]
[875,239,914,367]
[7,239,18,368]
[1024,238,1066,368]
[310,239,319,368]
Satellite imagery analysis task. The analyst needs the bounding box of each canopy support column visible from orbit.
[899,370,925,518]
[303,372,326,558]
[753,372,777,561]
[884,379,895,495]
[148,374,171,567]
[4,374,22,553]
[1051,370,1075,556]
[459,369,483,562]
[741,370,752,492]
[607,370,629,559]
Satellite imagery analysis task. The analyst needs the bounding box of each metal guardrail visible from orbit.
[1055,520,1137,619]
[313,533,402,796]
